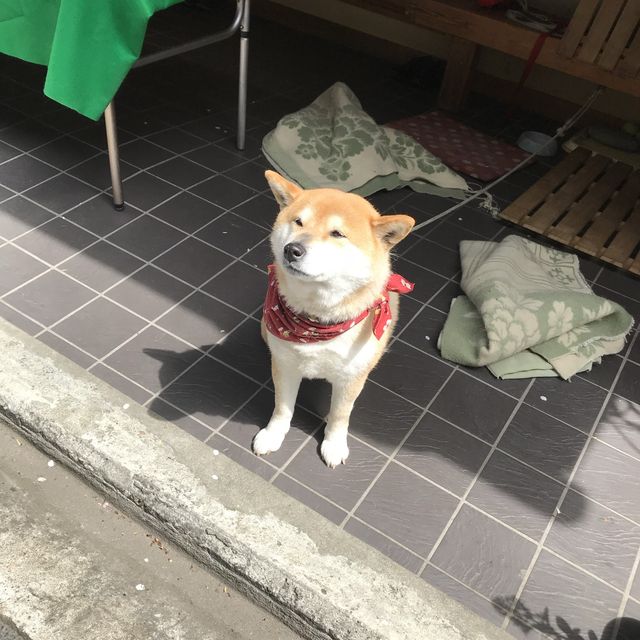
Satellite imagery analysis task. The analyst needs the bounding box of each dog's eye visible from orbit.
[294,218,303,227]
[330,230,345,238]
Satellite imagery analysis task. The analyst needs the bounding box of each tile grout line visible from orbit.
[1,114,269,219]
[417,379,536,577]
[60,300,263,389]
[367,375,440,411]
[6,246,471,455]
[405,344,640,464]
[212,427,282,471]
[1,206,272,391]
[33,332,635,618]
[593,279,640,307]
[614,544,640,634]
[5,81,640,616]
[394,335,529,402]
[346,513,427,564]
[201,383,273,442]
[4,138,634,389]
[3,170,106,222]
[0,129,133,198]
[2,172,272,335]
[398,326,626,396]
[259,411,639,597]
[6,45,640,636]
[86,358,155,397]
[5,225,253,336]
[30,299,640,560]
[337,368,458,529]
[269,425,325,483]
[0,293,161,405]
[500,328,640,631]
[141,302,267,402]
[567,487,640,528]
[69,112,272,197]
[3,145,272,287]
[268,267,466,486]
[590,432,640,466]
[4,129,523,302]
[84,292,263,390]
[423,563,512,625]
[277,428,639,595]
[395,250,461,286]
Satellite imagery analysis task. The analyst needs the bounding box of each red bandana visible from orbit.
[263,265,414,343]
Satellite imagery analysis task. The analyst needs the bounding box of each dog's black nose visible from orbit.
[284,242,306,262]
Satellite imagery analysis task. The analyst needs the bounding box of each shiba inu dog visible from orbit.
[252,171,415,468]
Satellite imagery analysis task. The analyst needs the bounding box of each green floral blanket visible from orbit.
[262,82,469,197]
[438,236,634,380]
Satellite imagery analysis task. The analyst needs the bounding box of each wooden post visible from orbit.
[438,36,478,112]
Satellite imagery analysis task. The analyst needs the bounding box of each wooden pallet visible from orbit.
[558,0,640,78]
[500,148,640,274]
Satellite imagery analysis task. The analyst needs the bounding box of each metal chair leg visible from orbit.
[104,101,125,211]
[237,0,250,151]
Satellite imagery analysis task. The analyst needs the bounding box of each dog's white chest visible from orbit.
[267,320,380,382]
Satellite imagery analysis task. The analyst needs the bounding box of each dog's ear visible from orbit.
[265,170,303,208]
[372,214,415,248]
[143,348,179,361]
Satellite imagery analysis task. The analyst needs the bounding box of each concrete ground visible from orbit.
[0,419,300,640]
[0,315,510,640]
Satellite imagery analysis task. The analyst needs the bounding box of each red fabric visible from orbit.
[508,31,550,115]
[520,32,549,91]
[263,265,414,343]
[388,111,529,182]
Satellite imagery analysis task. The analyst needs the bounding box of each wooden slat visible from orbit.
[500,153,640,273]
[618,27,640,76]
[549,161,631,244]
[601,201,640,266]
[438,36,477,111]
[630,251,640,274]
[501,149,591,224]
[523,154,609,233]
[330,0,411,21]
[576,170,640,254]
[599,0,640,70]
[577,0,626,63]
[558,0,601,58]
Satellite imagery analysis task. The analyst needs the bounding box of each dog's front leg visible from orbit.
[252,358,301,456]
[321,377,366,468]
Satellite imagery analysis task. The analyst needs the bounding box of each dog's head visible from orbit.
[265,171,414,296]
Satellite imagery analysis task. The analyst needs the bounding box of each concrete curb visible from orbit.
[0,317,510,640]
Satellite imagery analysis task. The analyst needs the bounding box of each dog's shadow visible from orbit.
[145,341,331,465]
[145,338,330,432]
[144,338,589,523]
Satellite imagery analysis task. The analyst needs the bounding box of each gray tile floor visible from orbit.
[1,5,640,639]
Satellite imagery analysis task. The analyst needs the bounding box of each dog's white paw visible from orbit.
[252,427,286,456]
[320,438,349,468]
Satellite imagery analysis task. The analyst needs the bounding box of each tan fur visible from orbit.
[252,170,414,468]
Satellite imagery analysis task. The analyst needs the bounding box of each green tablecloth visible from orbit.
[0,0,182,120]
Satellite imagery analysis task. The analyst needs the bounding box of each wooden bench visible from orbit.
[340,0,640,110]
[337,0,640,269]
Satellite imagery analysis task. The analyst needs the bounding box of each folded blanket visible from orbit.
[438,236,634,380]
[262,82,469,197]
